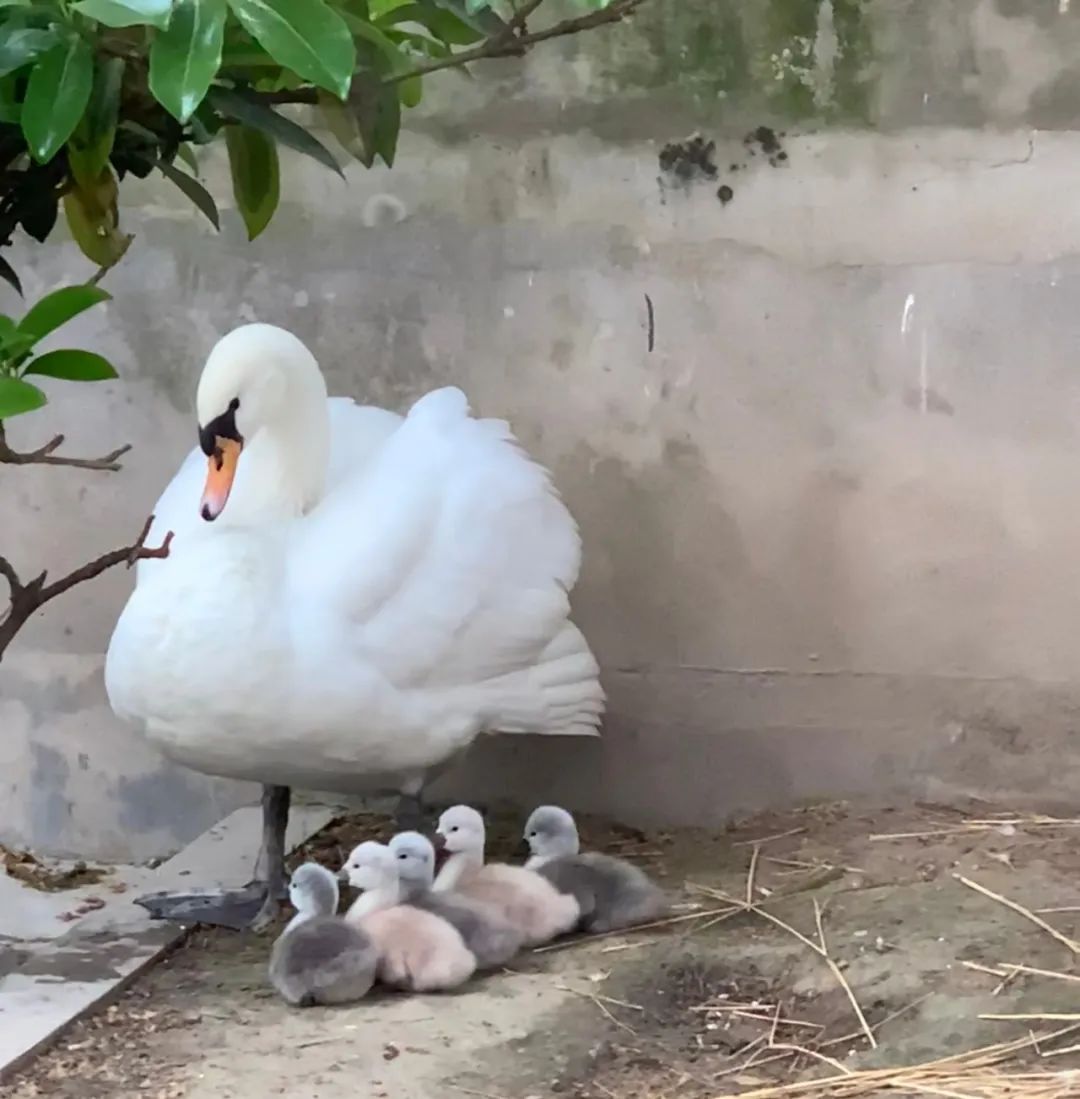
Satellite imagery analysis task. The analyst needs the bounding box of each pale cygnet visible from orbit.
[523,806,668,933]
[268,862,378,1006]
[389,831,523,969]
[434,805,580,946]
[340,840,475,992]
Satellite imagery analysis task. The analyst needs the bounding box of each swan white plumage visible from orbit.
[104,323,604,929]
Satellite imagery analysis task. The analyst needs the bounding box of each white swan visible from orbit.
[104,323,604,929]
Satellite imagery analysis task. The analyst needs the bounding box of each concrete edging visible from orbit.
[0,802,341,1082]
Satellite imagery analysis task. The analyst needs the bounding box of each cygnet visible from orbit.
[434,804,580,946]
[388,831,522,969]
[268,862,378,1006]
[341,840,475,992]
[523,805,668,933]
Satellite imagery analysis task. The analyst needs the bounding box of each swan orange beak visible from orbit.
[200,437,242,522]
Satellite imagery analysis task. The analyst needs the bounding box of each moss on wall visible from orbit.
[587,0,876,129]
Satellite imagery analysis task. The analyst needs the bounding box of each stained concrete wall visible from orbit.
[6,0,1080,859]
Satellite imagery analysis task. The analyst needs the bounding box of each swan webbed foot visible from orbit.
[134,883,270,931]
[135,784,292,933]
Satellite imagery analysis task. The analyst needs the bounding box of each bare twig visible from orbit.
[732,827,807,848]
[0,514,172,661]
[554,983,638,1035]
[690,881,877,1050]
[0,424,131,471]
[747,843,761,906]
[955,874,1080,955]
[1000,964,1080,986]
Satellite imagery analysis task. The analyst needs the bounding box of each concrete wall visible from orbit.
[6,0,1080,859]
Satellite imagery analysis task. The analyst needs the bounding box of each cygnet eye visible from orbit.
[450,825,459,832]
[398,852,408,860]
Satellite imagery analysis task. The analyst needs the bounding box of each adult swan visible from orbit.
[105,324,603,930]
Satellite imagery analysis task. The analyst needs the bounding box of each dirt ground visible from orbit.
[5,798,1080,1098]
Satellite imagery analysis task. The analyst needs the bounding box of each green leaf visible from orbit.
[370,0,410,14]
[339,8,407,68]
[333,72,399,167]
[377,3,482,45]
[71,0,173,28]
[176,142,199,172]
[149,0,227,123]
[21,37,93,163]
[430,0,503,36]
[68,56,124,187]
[62,169,132,267]
[18,193,58,243]
[0,72,21,122]
[155,158,220,229]
[0,256,21,296]
[208,86,342,176]
[23,349,118,381]
[227,0,355,99]
[464,0,488,10]
[317,87,366,163]
[397,72,421,107]
[224,124,279,240]
[0,26,57,79]
[371,77,400,166]
[17,285,111,344]
[0,375,46,418]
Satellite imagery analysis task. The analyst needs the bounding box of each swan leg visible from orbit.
[134,784,291,932]
[394,774,428,831]
[249,785,290,932]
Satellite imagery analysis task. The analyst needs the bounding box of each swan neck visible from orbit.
[434,851,478,891]
[347,882,398,920]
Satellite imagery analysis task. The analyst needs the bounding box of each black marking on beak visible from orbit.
[198,396,242,457]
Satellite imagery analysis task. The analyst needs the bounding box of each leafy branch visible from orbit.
[252,0,646,105]
[0,280,164,663]
[0,514,172,660]
[0,0,647,288]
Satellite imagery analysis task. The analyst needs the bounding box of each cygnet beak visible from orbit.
[431,832,447,852]
[336,867,350,884]
[518,838,532,860]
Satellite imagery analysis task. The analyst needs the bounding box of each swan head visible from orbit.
[288,862,339,918]
[388,831,437,889]
[195,323,329,522]
[435,805,486,858]
[524,805,580,860]
[340,840,396,892]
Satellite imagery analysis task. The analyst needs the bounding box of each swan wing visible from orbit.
[292,387,602,733]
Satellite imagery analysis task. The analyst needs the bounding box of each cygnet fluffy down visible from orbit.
[341,840,475,993]
[389,831,522,969]
[268,862,378,1006]
[523,806,668,933]
[434,805,580,946]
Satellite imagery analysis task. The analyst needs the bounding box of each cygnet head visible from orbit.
[341,840,397,892]
[288,862,339,918]
[194,323,329,522]
[388,831,437,889]
[524,805,580,860]
[435,805,486,856]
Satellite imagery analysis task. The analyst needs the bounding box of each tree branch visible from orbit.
[0,514,173,661]
[254,0,647,106]
[0,424,132,471]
